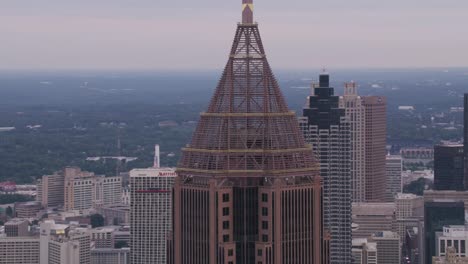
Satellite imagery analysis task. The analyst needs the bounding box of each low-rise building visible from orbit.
[433,247,468,264]
[97,204,129,225]
[15,201,42,218]
[352,238,378,264]
[0,236,40,264]
[91,248,130,264]
[370,231,401,264]
[4,218,29,237]
[352,203,396,238]
[436,226,468,258]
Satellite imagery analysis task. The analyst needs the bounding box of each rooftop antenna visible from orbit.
[242,0,254,24]
[154,144,160,168]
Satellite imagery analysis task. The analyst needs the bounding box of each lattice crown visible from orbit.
[178,24,318,178]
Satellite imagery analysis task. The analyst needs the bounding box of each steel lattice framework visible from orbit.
[178,24,318,179]
[170,1,327,263]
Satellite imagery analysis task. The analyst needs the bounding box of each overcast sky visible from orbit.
[1,0,468,70]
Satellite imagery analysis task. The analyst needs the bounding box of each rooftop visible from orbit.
[352,203,395,215]
[372,231,400,239]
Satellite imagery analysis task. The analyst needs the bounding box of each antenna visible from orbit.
[154,144,160,168]
[242,0,253,24]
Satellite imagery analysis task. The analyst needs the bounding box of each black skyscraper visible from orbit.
[424,200,465,264]
[434,145,464,191]
[464,94,468,189]
[300,73,352,264]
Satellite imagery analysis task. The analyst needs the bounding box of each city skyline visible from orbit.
[1,0,468,70]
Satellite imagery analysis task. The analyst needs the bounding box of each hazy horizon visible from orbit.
[2,0,468,70]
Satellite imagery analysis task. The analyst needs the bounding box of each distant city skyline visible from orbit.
[1,0,468,70]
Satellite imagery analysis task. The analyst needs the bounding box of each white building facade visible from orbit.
[130,167,176,264]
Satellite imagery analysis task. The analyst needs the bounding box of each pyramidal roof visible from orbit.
[177,1,318,178]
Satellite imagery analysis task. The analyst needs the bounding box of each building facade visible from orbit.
[362,96,387,202]
[130,167,176,264]
[91,248,129,264]
[370,231,401,264]
[63,167,122,211]
[352,203,396,239]
[434,145,465,191]
[170,1,326,263]
[352,238,378,264]
[37,173,65,208]
[40,220,91,264]
[15,201,42,218]
[340,83,387,202]
[300,72,352,264]
[0,237,40,264]
[340,82,367,202]
[424,201,465,264]
[465,94,468,190]
[435,226,468,258]
[385,155,402,202]
[4,218,29,237]
[395,193,424,249]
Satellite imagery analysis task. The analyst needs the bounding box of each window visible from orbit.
[223,221,230,230]
[262,221,268,230]
[223,207,230,216]
[257,249,263,256]
[261,193,268,202]
[441,240,446,254]
[262,207,268,216]
[222,193,230,203]
[223,235,230,242]
[228,249,233,256]
[262,235,268,242]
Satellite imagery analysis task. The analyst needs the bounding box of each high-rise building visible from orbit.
[424,200,465,264]
[340,83,387,202]
[300,72,352,264]
[362,96,387,202]
[63,167,122,211]
[340,82,367,202]
[352,238,378,264]
[130,167,176,264]
[170,1,326,263]
[434,145,464,191]
[464,94,468,190]
[370,231,401,264]
[37,172,65,208]
[0,237,40,264]
[385,155,402,202]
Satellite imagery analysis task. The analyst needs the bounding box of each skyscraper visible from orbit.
[464,94,468,190]
[340,83,366,202]
[362,96,387,202]
[434,145,464,191]
[130,167,176,264]
[340,83,387,202]
[300,72,352,264]
[171,1,326,263]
